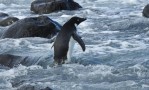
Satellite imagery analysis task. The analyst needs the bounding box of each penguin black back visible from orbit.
[53,16,86,65]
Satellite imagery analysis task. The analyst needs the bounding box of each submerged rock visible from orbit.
[31,0,82,14]
[16,84,52,90]
[0,54,28,68]
[41,87,53,90]
[0,54,23,68]
[0,12,9,17]
[17,85,35,90]
[143,4,149,18]
[0,54,51,68]
[1,16,61,39]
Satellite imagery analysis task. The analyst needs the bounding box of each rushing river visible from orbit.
[0,0,149,90]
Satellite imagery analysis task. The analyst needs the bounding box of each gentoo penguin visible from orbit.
[53,16,86,65]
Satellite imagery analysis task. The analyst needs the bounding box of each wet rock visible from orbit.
[0,12,9,17]
[11,80,53,90]
[0,53,52,68]
[143,4,149,18]
[0,54,36,68]
[41,87,52,90]
[0,54,22,68]
[0,54,42,68]
[0,12,19,27]
[31,0,82,14]
[1,16,61,39]
[17,85,35,90]
[17,85,52,90]
[0,17,19,26]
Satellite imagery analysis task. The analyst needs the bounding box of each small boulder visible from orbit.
[16,84,53,90]
[0,12,19,26]
[17,85,35,90]
[31,0,82,14]
[0,12,9,17]
[143,4,149,18]
[41,87,53,90]
[0,54,22,68]
[0,17,19,26]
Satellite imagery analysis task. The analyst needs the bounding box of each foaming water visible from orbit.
[0,0,149,90]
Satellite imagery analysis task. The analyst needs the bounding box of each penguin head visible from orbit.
[68,16,86,25]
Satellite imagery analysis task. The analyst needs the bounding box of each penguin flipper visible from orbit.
[72,33,86,51]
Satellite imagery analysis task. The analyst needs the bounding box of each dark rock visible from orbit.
[31,0,82,14]
[0,12,9,17]
[17,85,52,90]
[0,54,22,68]
[17,85,35,90]
[0,12,19,26]
[41,87,53,90]
[0,52,53,68]
[0,54,37,68]
[0,17,19,26]
[143,4,149,18]
[11,80,53,90]
[1,16,61,39]
[0,54,41,68]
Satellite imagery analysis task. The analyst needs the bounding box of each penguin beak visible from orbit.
[83,18,87,21]
[77,18,87,25]
[81,18,87,22]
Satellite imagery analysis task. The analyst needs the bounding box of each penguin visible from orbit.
[52,16,86,65]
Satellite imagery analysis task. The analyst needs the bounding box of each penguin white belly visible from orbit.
[67,36,75,63]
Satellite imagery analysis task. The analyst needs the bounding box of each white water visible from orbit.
[0,0,149,90]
